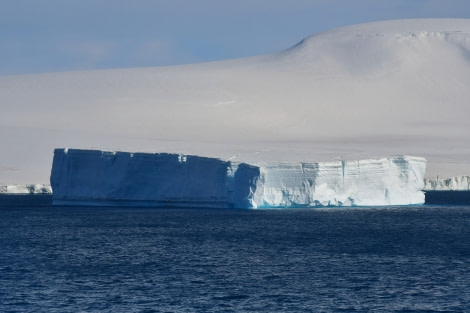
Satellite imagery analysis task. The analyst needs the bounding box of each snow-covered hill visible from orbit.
[1,19,469,184]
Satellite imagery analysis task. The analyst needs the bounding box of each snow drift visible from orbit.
[50,148,426,208]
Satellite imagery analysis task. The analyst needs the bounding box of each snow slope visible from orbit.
[1,19,470,183]
[50,149,426,208]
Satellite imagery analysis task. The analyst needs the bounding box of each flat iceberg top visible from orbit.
[1,19,470,184]
[50,148,426,208]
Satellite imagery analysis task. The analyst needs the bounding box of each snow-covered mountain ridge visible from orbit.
[1,19,469,184]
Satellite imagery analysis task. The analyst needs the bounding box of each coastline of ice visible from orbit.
[50,148,426,208]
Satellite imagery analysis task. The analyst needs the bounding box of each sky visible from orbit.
[2,0,470,76]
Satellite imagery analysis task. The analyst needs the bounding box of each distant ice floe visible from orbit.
[0,184,52,194]
[423,176,470,191]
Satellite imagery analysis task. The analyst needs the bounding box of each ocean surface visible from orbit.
[1,197,470,312]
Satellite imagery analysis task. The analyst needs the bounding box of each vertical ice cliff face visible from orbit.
[51,149,260,207]
[50,149,426,208]
[252,156,426,208]
[423,176,470,191]
[227,162,263,208]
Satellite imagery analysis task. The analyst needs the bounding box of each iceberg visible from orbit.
[423,176,470,205]
[50,148,426,208]
[253,156,426,208]
[51,149,251,207]
[0,184,52,194]
[423,176,470,191]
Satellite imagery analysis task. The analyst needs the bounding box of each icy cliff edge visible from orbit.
[50,149,426,208]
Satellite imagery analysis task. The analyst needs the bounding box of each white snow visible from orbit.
[50,149,426,208]
[423,176,470,191]
[1,19,470,184]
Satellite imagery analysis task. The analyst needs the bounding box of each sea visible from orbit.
[1,196,470,312]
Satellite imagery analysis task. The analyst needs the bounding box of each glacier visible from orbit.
[2,19,470,185]
[50,148,426,208]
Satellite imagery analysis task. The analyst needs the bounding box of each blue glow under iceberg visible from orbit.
[50,149,426,208]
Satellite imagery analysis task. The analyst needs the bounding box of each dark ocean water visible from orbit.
[1,197,470,312]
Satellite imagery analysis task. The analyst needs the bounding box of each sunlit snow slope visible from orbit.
[1,19,470,183]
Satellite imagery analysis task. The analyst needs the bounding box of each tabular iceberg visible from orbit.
[51,149,258,208]
[254,156,426,207]
[50,149,426,208]
[422,176,470,205]
[423,176,470,191]
[0,184,52,194]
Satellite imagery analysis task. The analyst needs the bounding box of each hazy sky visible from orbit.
[2,0,470,75]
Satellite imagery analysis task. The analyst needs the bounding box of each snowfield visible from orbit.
[1,19,469,184]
